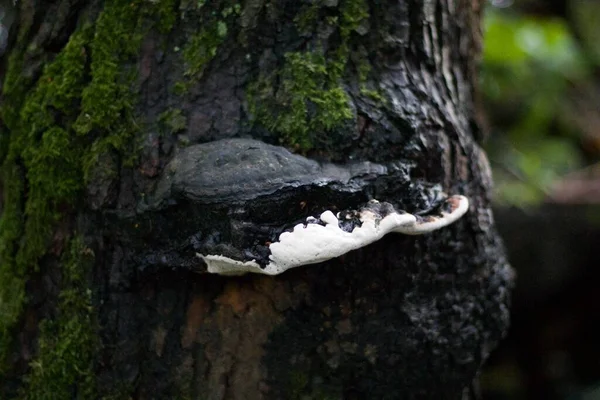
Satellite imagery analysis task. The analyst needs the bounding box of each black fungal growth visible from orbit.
[122,138,453,273]
[337,209,363,233]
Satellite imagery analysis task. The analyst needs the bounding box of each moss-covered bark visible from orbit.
[247,0,368,151]
[0,0,510,398]
[0,0,177,396]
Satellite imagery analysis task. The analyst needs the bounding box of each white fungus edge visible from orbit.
[197,195,469,276]
[197,254,271,276]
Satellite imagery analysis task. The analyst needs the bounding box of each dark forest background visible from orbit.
[480,0,600,399]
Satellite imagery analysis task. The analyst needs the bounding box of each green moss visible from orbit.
[178,2,241,90]
[182,22,229,79]
[294,3,321,35]
[0,26,91,373]
[15,26,89,260]
[356,57,387,104]
[155,0,178,33]
[247,0,370,152]
[73,1,154,178]
[361,88,386,102]
[249,51,353,150]
[173,81,188,96]
[339,0,369,37]
[0,0,177,384]
[1,53,33,137]
[159,108,187,135]
[20,237,97,400]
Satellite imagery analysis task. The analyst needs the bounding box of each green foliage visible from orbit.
[484,11,586,72]
[248,0,369,152]
[21,238,97,399]
[490,136,582,205]
[482,8,591,206]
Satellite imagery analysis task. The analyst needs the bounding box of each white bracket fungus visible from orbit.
[198,194,469,276]
[143,138,470,277]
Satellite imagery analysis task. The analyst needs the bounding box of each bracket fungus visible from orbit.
[143,138,469,276]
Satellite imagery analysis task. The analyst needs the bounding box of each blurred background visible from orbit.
[479,0,600,399]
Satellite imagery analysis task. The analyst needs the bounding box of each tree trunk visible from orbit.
[0,0,512,398]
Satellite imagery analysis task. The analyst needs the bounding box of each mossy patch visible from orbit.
[339,0,369,37]
[177,2,241,89]
[0,0,178,386]
[356,57,387,104]
[248,51,353,150]
[154,0,178,33]
[159,108,187,135]
[294,3,321,35]
[73,1,163,178]
[20,237,97,399]
[0,24,91,373]
[182,21,229,79]
[247,0,370,152]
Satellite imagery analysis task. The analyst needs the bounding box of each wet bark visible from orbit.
[0,0,512,399]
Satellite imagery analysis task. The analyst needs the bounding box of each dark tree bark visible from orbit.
[0,0,512,399]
